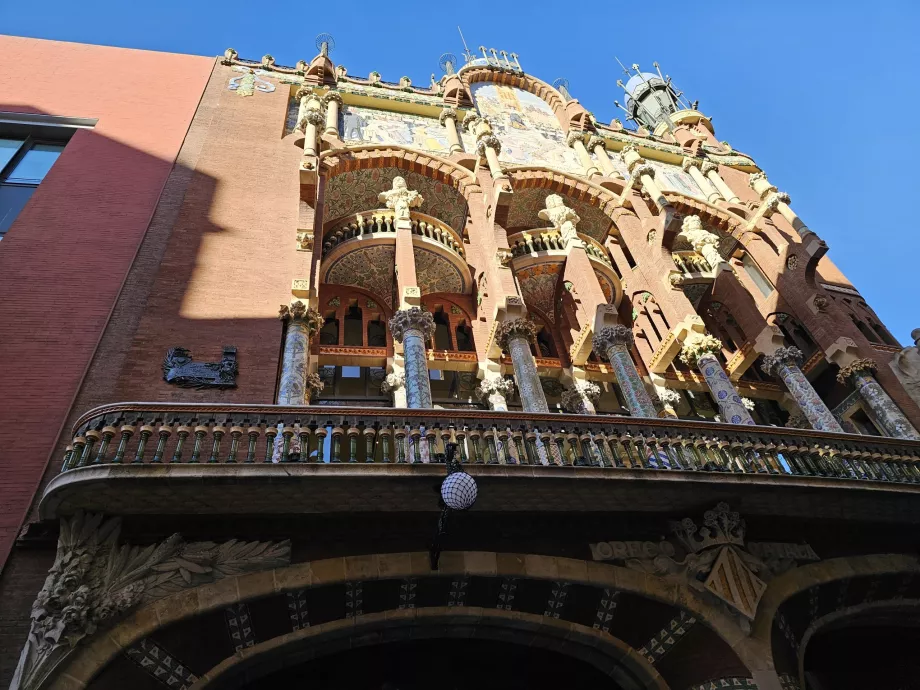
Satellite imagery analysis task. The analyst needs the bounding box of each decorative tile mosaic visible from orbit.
[341,105,474,156]
[471,83,581,174]
[496,576,518,610]
[324,245,395,308]
[593,588,619,632]
[448,577,469,607]
[413,246,466,294]
[543,581,569,619]
[224,602,254,651]
[125,638,198,689]
[286,590,310,631]
[516,263,561,323]
[345,581,363,618]
[398,577,418,609]
[506,187,612,240]
[324,167,468,232]
[637,611,697,665]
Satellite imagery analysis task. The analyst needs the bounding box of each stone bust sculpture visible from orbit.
[890,328,920,407]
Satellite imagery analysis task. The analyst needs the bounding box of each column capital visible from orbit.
[497,318,539,350]
[298,107,325,130]
[475,376,516,400]
[462,111,483,133]
[389,307,436,342]
[565,130,586,148]
[679,332,723,366]
[700,161,718,175]
[760,346,804,377]
[621,143,640,157]
[438,106,458,126]
[586,135,606,151]
[278,302,323,336]
[560,381,601,413]
[681,156,702,172]
[322,91,344,107]
[836,357,878,385]
[592,324,634,354]
[378,176,424,220]
[630,162,656,179]
[748,171,777,195]
[476,135,502,156]
[295,87,312,101]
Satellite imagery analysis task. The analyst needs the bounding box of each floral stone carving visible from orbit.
[496,318,539,350]
[389,308,436,342]
[679,333,723,366]
[592,325,634,354]
[279,302,323,337]
[836,357,878,385]
[475,376,516,401]
[11,512,290,690]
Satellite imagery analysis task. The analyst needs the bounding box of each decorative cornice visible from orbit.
[836,357,878,385]
[496,318,540,350]
[389,308,436,342]
[760,346,804,377]
[592,325,634,354]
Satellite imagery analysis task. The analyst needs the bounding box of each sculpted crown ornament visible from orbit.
[670,502,745,554]
[389,308,436,342]
[496,318,540,350]
[475,376,516,400]
[12,512,290,690]
[836,357,878,385]
[438,107,457,126]
[304,372,325,397]
[565,130,586,148]
[760,346,804,377]
[679,332,723,366]
[279,303,323,337]
[378,177,423,221]
[592,325,634,354]
[538,194,580,243]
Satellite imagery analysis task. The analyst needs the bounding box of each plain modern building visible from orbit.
[2,33,920,690]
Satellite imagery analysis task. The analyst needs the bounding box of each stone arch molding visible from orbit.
[28,542,767,689]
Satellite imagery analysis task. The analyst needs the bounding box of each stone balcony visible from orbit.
[39,402,920,523]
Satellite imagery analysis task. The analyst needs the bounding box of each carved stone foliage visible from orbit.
[475,376,516,401]
[560,381,601,413]
[679,333,723,367]
[496,318,540,350]
[760,346,804,377]
[389,308,436,343]
[506,187,612,241]
[836,357,878,385]
[278,303,323,337]
[381,371,405,393]
[592,325,634,354]
[162,346,238,389]
[324,167,468,232]
[324,245,396,308]
[11,512,290,690]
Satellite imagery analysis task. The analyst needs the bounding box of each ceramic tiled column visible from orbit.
[591,326,657,418]
[389,308,435,409]
[277,303,322,405]
[497,319,548,413]
[837,359,920,440]
[680,333,755,425]
[761,347,842,433]
[475,375,516,411]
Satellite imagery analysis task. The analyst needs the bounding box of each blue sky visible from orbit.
[3,0,918,343]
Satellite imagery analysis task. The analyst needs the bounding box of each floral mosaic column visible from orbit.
[497,319,548,413]
[475,376,516,411]
[592,326,657,418]
[560,381,601,415]
[761,347,842,433]
[389,308,436,409]
[837,359,920,440]
[680,333,755,425]
[277,303,322,405]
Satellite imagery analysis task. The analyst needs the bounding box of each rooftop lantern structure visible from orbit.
[614,60,697,132]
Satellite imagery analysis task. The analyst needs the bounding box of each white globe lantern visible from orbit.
[440,472,478,511]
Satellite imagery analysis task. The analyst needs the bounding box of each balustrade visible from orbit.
[508,230,615,271]
[322,210,464,259]
[57,403,920,487]
[671,250,712,275]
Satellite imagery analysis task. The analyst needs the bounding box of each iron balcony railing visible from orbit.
[58,402,920,486]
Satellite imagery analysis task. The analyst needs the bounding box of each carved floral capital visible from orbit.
[565,130,586,148]
[476,135,501,156]
[679,332,724,366]
[304,372,325,398]
[586,135,606,151]
[496,318,540,350]
[760,346,804,376]
[438,107,458,126]
[836,357,878,385]
[389,308,436,343]
[279,303,323,337]
[560,381,602,413]
[475,376,516,401]
[592,325,634,354]
[381,372,406,393]
[681,157,702,172]
[322,91,344,107]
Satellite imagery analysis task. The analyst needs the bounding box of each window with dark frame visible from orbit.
[0,137,66,238]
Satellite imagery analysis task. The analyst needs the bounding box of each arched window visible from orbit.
[455,321,475,352]
[432,310,453,350]
[703,301,747,353]
[343,303,363,346]
[535,327,557,358]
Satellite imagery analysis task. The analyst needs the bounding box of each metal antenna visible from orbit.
[553,78,571,101]
[458,26,475,63]
[315,33,335,56]
[615,56,631,77]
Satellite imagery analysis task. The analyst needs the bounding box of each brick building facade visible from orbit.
[2,37,919,690]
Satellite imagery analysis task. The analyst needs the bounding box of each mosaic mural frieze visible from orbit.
[413,246,466,295]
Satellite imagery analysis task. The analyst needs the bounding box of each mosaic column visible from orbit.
[475,375,516,411]
[761,347,843,433]
[497,319,548,413]
[837,359,920,440]
[389,308,436,409]
[560,380,601,415]
[680,333,755,425]
[277,303,322,405]
[592,326,657,418]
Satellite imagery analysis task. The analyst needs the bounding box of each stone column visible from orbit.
[475,375,516,411]
[761,347,843,433]
[299,96,325,157]
[466,114,507,179]
[621,144,668,211]
[566,131,600,178]
[677,215,728,273]
[592,326,657,418]
[322,91,343,136]
[381,368,408,408]
[749,172,820,242]
[682,158,721,203]
[497,319,549,413]
[295,87,311,130]
[837,359,920,440]
[277,302,323,404]
[587,135,616,177]
[680,333,755,425]
[439,107,463,154]
[389,308,436,409]
[561,380,601,415]
[703,163,741,203]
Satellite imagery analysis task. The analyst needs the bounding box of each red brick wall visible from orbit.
[0,36,214,570]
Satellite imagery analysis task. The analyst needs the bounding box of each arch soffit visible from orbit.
[62,551,757,688]
[187,608,669,690]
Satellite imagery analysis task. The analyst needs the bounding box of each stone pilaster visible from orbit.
[680,333,755,425]
[837,359,920,440]
[703,162,740,203]
[475,375,516,411]
[497,319,549,413]
[560,380,601,415]
[389,308,436,408]
[277,303,323,404]
[592,325,657,417]
[761,347,842,433]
